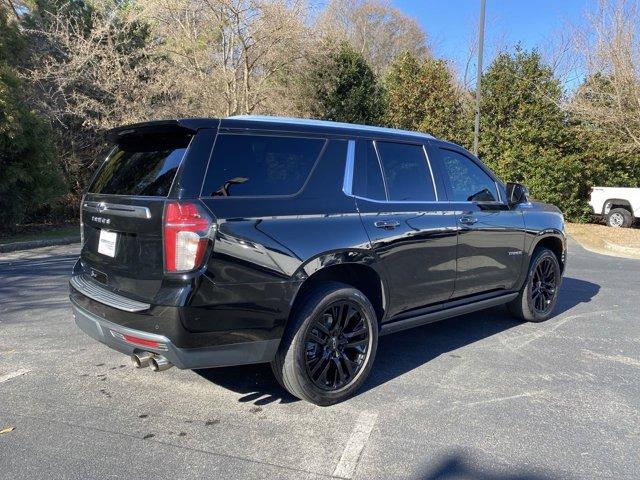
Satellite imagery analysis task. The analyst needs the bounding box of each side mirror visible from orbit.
[506,182,529,207]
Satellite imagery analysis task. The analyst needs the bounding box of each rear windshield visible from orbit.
[201,134,325,197]
[89,132,192,196]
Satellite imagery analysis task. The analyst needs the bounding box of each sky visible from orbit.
[392,0,593,89]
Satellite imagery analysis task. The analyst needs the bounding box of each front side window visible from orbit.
[439,149,499,202]
[376,142,436,202]
[202,134,325,197]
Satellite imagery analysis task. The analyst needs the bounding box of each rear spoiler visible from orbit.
[106,118,220,143]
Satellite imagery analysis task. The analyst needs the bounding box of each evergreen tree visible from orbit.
[479,47,588,220]
[306,44,384,125]
[0,6,65,229]
[384,52,470,146]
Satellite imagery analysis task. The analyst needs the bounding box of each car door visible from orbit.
[432,146,526,298]
[350,138,458,319]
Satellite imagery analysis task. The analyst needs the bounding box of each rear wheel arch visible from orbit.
[603,198,633,216]
[290,262,386,327]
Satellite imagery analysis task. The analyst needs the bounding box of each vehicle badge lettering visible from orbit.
[92,216,111,225]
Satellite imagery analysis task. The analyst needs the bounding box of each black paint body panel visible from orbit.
[71,117,566,366]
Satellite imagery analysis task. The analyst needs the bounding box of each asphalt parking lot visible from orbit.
[1,239,639,480]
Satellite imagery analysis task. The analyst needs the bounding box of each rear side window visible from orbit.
[376,142,436,202]
[439,149,499,202]
[202,134,325,197]
[353,140,386,200]
[89,132,192,197]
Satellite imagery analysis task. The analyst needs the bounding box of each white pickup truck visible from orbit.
[589,187,640,227]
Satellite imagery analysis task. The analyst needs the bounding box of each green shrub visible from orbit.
[0,8,65,231]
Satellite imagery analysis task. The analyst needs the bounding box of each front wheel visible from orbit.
[508,247,561,322]
[271,282,378,406]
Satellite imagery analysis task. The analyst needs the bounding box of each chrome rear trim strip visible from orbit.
[70,275,151,312]
[82,201,151,219]
[342,140,356,196]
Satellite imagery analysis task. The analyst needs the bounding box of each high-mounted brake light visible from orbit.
[163,201,212,272]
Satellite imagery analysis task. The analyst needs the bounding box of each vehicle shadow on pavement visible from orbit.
[195,277,599,405]
[196,363,299,405]
[360,276,600,395]
[418,452,564,479]
[554,277,600,315]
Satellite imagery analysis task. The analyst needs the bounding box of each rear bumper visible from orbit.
[70,298,280,369]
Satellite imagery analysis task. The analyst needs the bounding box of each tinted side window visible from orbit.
[202,134,325,197]
[376,142,436,202]
[440,149,499,202]
[353,140,386,200]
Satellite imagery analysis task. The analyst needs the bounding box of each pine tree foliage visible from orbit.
[305,44,385,125]
[478,47,590,220]
[0,6,65,229]
[384,52,470,146]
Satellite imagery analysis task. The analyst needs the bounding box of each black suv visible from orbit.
[70,116,566,405]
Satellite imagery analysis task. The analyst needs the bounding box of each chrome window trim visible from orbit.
[348,194,447,205]
[83,201,151,219]
[70,275,151,312]
[422,145,439,201]
[494,181,503,203]
[342,140,356,196]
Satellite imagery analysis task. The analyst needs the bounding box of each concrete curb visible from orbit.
[567,234,640,260]
[0,236,80,253]
[603,239,640,257]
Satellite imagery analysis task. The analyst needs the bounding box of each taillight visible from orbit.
[163,201,212,272]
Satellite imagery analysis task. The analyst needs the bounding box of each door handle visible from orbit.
[374,220,400,230]
[459,216,478,225]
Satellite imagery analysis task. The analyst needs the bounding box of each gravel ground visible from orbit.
[1,240,639,480]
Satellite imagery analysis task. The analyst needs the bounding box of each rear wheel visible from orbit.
[271,282,378,406]
[508,248,561,322]
[606,208,633,228]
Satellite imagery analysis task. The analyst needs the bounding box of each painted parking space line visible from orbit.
[333,411,378,479]
[0,369,31,384]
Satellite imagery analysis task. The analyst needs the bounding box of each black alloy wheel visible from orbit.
[271,282,378,406]
[507,247,561,322]
[303,300,370,391]
[529,256,558,316]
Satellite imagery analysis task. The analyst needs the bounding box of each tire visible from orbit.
[507,247,561,322]
[271,282,378,406]
[606,208,633,228]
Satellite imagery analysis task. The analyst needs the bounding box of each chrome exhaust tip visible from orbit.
[150,355,173,372]
[131,351,154,368]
